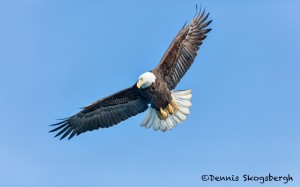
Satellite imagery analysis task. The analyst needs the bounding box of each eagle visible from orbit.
[50,7,212,140]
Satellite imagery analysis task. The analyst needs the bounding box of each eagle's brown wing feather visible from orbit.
[153,9,212,90]
[50,86,148,140]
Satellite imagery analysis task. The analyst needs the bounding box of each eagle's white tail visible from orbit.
[140,90,192,131]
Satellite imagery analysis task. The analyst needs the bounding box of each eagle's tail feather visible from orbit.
[140,89,192,131]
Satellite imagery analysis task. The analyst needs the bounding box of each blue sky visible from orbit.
[1,0,299,187]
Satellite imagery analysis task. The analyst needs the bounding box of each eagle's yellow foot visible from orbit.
[160,108,168,119]
[167,104,174,115]
[170,100,179,110]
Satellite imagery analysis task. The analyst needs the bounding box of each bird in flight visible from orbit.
[50,7,212,140]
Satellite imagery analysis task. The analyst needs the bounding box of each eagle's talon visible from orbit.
[160,108,168,119]
[167,104,174,114]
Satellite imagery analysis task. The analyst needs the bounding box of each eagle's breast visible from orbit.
[139,73,172,110]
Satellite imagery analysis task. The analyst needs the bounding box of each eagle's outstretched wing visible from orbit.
[50,86,148,140]
[153,9,212,90]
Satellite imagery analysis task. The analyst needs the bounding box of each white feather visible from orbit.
[174,110,187,121]
[159,120,168,132]
[170,114,182,124]
[178,105,190,115]
[145,109,155,129]
[175,94,192,100]
[172,89,192,96]
[174,98,192,108]
[166,117,174,128]
[141,108,152,127]
[152,112,160,131]
[169,115,178,127]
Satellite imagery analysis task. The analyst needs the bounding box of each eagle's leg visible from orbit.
[160,108,168,119]
[167,104,174,115]
[170,100,179,110]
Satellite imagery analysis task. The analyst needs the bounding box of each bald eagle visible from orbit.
[50,8,212,140]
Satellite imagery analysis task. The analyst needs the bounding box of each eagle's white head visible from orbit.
[136,72,156,89]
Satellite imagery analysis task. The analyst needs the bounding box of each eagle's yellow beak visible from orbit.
[136,80,143,89]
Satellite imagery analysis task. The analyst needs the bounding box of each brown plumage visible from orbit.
[153,10,212,90]
[50,7,212,140]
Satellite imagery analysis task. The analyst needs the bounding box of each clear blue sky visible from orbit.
[1,1,299,187]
